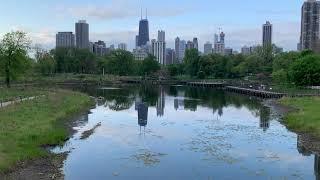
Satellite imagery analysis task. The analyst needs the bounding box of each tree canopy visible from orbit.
[0,31,31,87]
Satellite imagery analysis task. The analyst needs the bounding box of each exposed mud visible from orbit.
[265,99,320,155]
[1,153,67,180]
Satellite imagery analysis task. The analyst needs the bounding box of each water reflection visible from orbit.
[56,84,320,180]
[316,154,320,180]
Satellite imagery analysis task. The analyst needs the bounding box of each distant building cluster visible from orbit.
[56,1,320,63]
[56,20,127,57]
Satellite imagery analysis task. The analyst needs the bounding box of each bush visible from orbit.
[289,55,320,86]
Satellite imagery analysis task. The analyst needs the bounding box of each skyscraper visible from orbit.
[166,48,176,65]
[118,43,127,51]
[138,11,150,47]
[186,41,194,50]
[56,32,75,48]
[193,37,199,50]
[204,42,213,55]
[263,21,273,47]
[300,0,320,51]
[75,20,89,49]
[175,37,181,61]
[158,30,165,42]
[220,32,225,44]
[241,46,251,55]
[214,32,225,55]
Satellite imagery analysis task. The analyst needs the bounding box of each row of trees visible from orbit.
[169,46,320,86]
[1,31,319,87]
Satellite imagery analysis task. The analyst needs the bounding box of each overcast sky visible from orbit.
[0,0,306,51]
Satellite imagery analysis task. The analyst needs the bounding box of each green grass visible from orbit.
[280,97,320,137]
[0,88,45,102]
[272,84,320,96]
[0,89,94,171]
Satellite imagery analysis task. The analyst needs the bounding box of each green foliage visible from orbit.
[105,50,134,76]
[0,31,31,87]
[52,48,96,74]
[0,89,93,171]
[280,97,320,137]
[289,54,320,86]
[140,55,160,76]
[272,69,288,84]
[36,53,56,76]
[184,49,200,76]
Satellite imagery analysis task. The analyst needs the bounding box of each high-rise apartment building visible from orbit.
[300,0,320,51]
[151,30,166,65]
[263,21,273,47]
[158,30,165,42]
[92,40,107,56]
[166,48,176,65]
[193,38,199,50]
[204,42,213,55]
[118,43,127,51]
[75,20,89,49]
[56,32,75,48]
[241,46,251,55]
[186,41,194,50]
[214,32,226,55]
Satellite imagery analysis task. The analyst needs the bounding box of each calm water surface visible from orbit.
[53,85,320,180]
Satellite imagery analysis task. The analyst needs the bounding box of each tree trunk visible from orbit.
[5,67,10,88]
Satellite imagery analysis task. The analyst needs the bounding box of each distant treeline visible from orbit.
[1,31,319,87]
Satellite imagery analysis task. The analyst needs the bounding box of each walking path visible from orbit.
[0,95,45,108]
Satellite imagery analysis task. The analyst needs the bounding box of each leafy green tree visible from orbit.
[37,53,56,76]
[234,55,263,76]
[107,50,134,76]
[184,49,200,77]
[0,31,31,87]
[289,54,320,86]
[140,55,160,76]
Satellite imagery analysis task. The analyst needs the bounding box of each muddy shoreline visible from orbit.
[264,99,320,155]
[0,104,95,180]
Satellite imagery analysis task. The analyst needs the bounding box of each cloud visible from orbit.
[56,0,190,20]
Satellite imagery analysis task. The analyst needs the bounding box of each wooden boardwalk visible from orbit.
[186,82,225,88]
[225,86,286,99]
[185,82,286,99]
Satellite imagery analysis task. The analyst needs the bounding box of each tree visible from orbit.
[140,55,160,76]
[106,50,134,76]
[184,49,200,77]
[289,54,320,86]
[0,31,31,87]
[37,53,56,76]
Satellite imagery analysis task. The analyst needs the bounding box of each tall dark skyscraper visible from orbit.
[263,21,273,47]
[300,0,320,51]
[138,11,150,47]
[75,20,89,49]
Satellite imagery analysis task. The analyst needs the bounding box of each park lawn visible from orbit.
[280,97,320,137]
[0,88,45,101]
[0,89,94,171]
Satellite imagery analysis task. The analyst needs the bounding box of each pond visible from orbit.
[53,85,319,180]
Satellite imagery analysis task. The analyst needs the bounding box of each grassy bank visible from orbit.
[0,88,45,101]
[280,97,320,137]
[0,89,94,171]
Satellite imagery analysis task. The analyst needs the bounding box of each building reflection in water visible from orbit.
[156,87,165,117]
[315,154,320,180]
[259,106,270,132]
[135,99,148,133]
[174,99,184,111]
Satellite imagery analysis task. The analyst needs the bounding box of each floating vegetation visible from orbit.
[131,149,167,166]
[80,122,102,140]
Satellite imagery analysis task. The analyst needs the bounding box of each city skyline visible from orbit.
[0,0,306,51]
